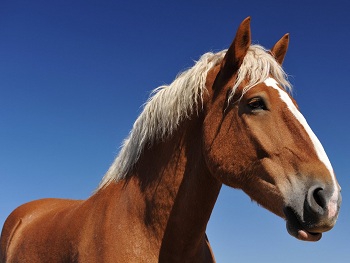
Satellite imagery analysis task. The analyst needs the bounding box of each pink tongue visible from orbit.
[286,221,322,242]
[298,230,322,242]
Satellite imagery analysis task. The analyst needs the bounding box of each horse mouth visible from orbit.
[283,207,322,242]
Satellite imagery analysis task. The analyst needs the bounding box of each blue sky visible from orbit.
[1,0,349,262]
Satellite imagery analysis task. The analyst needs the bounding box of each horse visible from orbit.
[0,17,341,263]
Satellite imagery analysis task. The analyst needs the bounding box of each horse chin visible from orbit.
[283,207,322,242]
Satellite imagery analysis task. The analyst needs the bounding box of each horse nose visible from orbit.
[305,185,341,230]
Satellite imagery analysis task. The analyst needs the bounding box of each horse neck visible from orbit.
[123,116,222,259]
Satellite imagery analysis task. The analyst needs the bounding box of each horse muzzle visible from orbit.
[283,184,342,242]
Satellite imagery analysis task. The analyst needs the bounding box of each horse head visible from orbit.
[202,17,341,242]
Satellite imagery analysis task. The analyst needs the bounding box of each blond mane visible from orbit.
[98,45,292,189]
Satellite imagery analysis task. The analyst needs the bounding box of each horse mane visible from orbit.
[98,45,292,189]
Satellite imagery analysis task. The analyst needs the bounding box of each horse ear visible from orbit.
[271,34,289,65]
[221,17,251,76]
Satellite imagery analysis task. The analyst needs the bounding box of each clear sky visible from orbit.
[1,0,349,262]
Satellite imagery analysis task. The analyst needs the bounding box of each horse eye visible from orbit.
[248,97,266,110]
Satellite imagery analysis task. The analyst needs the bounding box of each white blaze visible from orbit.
[264,78,339,217]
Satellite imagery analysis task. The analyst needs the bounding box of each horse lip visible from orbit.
[283,206,322,242]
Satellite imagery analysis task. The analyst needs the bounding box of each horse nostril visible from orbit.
[312,188,327,209]
[305,186,329,217]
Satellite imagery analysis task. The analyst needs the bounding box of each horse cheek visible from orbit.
[202,110,249,188]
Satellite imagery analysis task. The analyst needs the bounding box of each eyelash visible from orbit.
[247,97,267,111]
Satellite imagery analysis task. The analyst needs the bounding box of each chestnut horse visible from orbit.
[0,17,341,263]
